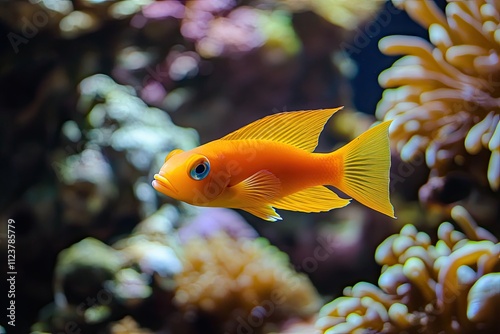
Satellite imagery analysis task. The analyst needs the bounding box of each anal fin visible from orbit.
[241,206,282,222]
[271,186,351,213]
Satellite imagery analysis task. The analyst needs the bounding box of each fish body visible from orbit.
[153,107,395,221]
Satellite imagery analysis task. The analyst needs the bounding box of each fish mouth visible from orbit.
[152,174,178,194]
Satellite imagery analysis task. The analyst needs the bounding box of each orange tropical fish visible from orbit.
[152,107,395,221]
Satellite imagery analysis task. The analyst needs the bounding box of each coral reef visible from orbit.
[31,205,183,333]
[109,316,152,334]
[31,205,322,334]
[3,0,497,333]
[56,148,117,226]
[376,0,500,193]
[278,0,383,30]
[31,237,123,332]
[0,0,148,39]
[74,74,199,219]
[178,207,259,243]
[164,1,301,59]
[315,205,500,334]
[174,231,321,333]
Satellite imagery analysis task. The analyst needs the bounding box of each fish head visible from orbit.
[152,148,228,205]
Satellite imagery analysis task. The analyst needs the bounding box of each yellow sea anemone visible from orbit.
[316,205,500,333]
[376,0,500,191]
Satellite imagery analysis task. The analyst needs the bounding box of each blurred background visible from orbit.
[1,0,499,333]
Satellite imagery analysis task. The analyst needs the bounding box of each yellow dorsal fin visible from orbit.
[242,206,282,222]
[271,186,351,213]
[220,107,343,152]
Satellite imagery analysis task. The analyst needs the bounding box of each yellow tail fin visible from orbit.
[332,121,395,218]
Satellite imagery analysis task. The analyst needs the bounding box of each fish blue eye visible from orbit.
[190,160,210,180]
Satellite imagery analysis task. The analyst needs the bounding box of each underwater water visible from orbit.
[0,0,499,333]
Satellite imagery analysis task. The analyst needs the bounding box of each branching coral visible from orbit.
[315,206,500,333]
[174,231,321,333]
[376,0,500,191]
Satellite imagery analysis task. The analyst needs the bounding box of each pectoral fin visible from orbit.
[271,186,351,213]
[229,170,281,205]
[228,170,282,221]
